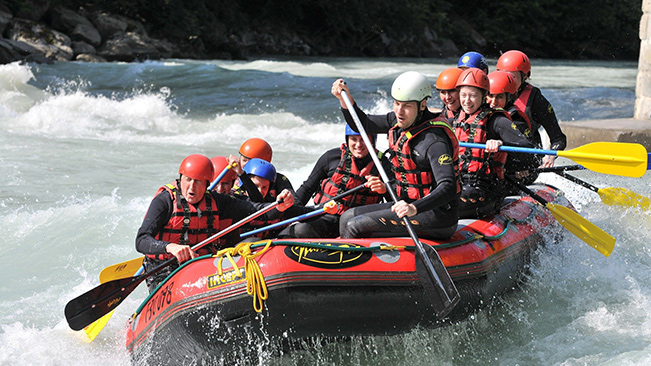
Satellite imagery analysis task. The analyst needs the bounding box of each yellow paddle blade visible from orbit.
[546,203,616,257]
[99,257,144,283]
[558,142,647,178]
[598,187,651,210]
[80,310,115,343]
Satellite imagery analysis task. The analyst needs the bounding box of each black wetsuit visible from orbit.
[337,104,460,240]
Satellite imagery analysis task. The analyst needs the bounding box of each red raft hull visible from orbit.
[126,184,569,364]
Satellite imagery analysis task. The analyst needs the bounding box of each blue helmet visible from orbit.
[345,124,376,145]
[243,158,276,183]
[457,51,488,73]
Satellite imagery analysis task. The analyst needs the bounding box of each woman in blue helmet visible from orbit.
[457,51,489,74]
[279,126,391,238]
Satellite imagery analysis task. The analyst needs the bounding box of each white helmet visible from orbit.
[391,71,432,102]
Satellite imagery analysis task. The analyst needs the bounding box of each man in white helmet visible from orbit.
[330,72,461,239]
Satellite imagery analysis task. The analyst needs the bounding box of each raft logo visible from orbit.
[284,242,372,269]
[207,269,245,289]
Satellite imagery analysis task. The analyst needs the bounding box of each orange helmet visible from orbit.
[239,138,273,162]
[210,156,237,182]
[436,67,464,90]
[496,50,531,78]
[487,71,517,95]
[456,68,489,92]
[179,154,214,182]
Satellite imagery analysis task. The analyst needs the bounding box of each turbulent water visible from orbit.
[0,57,649,366]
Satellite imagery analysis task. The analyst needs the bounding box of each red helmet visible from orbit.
[239,138,273,162]
[210,156,237,182]
[487,71,517,95]
[436,67,464,90]
[179,154,214,182]
[456,68,489,92]
[496,50,531,78]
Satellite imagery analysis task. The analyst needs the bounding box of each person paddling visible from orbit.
[331,71,461,240]
[452,68,534,218]
[135,154,294,292]
[496,50,567,167]
[279,125,391,238]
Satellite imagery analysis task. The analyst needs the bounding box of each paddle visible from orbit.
[459,142,648,178]
[208,162,237,191]
[341,91,460,318]
[82,265,144,342]
[99,257,144,284]
[504,175,615,257]
[553,171,650,210]
[65,201,281,331]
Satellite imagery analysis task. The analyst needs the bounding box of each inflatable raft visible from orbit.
[126,184,569,364]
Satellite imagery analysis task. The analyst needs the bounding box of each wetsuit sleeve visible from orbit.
[490,115,535,148]
[411,134,459,213]
[490,114,537,166]
[295,149,340,206]
[341,103,394,135]
[530,88,567,150]
[135,192,174,255]
[238,173,265,202]
[211,191,284,222]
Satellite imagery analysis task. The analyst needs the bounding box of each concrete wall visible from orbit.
[636,0,651,120]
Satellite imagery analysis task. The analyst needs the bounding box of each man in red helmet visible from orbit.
[229,137,295,202]
[496,50,567,168]
[135,154,294,291]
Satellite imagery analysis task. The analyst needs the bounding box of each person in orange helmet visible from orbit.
[135,154,294,291]
[496,50,566,168]
[435,67,464,122]
[452,68,533,218]
[229,137,295,202]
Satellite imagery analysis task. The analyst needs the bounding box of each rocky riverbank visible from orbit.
[0,4,181,63]
[0,2,465,64]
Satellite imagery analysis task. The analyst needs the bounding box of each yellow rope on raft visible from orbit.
[213,240,273,313]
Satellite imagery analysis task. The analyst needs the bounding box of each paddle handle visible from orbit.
[537,165,585,173]
[340,91,453,303]
[315,183,366,208]
[459,142,557,156]
[208,163,236,191]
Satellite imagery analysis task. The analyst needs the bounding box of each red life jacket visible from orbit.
[507,104,533,139]
[313,143,383,214]
[388,119,461,201]
[513,84,535,128]
[148,182,232,260]
[454,107,509,180]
